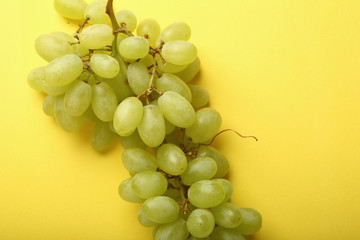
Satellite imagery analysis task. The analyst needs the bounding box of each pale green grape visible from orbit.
[188,180,225,208]
[79,24,113,49]
[118,178,144,203]
[84,0,110,25]
[162,40,197,65]
[158,91,195,128]
[189,236,210,240]
[54,95,83,132]
[90,53,120,79]
[155,73,192,102]
[42,95,56,116]
[197,146,229,178]
[188,84,209,109]
[213,179,233,203]
[35,32,74,62]
[180,157,217,186]
[64,80,92,116]
[115,10,137,32]
[155,218,189,240]
[156,55,187,73]
[118,131,146,149]
[98,68,134,101]
[42,81,72,96]
[91,82,118,122]
[137,18,161,44]
[119,36,149,60]
[45,54,83,87]
[164,118,176,134]
[113,97,143,136]
[236,208,262,235]
[81,106,98,122]
[137,208,157,227]
[142,196,179,223]
[91,121,115,151]
[156,143,187,175]
[122,148,157,176]
[186,209,215,238]
[27,67,45,92]
[137,104,165,147]
[185,108,222,143]
[54,0,87,20]
[73,41,89,56]
[131,171,168,199]
[210,202,242,228]
[210,226,245,240]
[139,54,154,67]
[175,57,200,83]
[159,22,191,43]
[126,62,151,95]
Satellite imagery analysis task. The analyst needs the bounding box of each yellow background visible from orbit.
[1,0,360,239]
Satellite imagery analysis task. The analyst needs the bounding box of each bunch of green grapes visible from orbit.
[27,0,262,239]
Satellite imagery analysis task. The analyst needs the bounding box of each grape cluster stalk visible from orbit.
[27,0,262,239]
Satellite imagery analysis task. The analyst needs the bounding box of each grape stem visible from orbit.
[106,0,121,33]
[205,129,258,146]
[72,16,90,44]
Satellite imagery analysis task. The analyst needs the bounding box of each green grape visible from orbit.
[159,22,191,43]
[79,24,113,49]
[91,121,115,151]
[131,171,168,199]
[122,148,157,176]
[156,55,187,73]
[155,73,192,102]
[118,131,147,149]
[42,95,56,116]
[54,95,83,133]
[162,40,197,65]
[73,41,90,56]
[35,32,74,62]
[113,97,143,136]
[158,91,195,128]
[142,196,179,224]
[137,208,158,227]
[64,80,92,116]
[42,81,72,96]
[45,54,83,87]
[27,67,45,92]
[188,84,209,109]
[162,188,181,201]
[53,0,87,20]
[164,118,176,134]
[90,53,120,79]
[213,179,233,203]
[84,0,110,25]
[98,69,134,101]
[115,10,137,32]
[91,82,118,122]
[156,143,187,175]
[197,146,229,178]
[188,236,210,240]
[137,104,165,147]
[139,54,154,68]
[118,178,144,203]
[153,226,160,239]
[210,226,245,240]
[155,218,189,240]
[81,106,98,122]
[119,36,150,60]
[126,62,151,95]
[175,57,200,83]
[180,157,217,186]
[236,208,262,235]
[186,209,215,238]
[137,18,161,44]
[185,108,222,143]
[188,180,225,208]
[210,202,242,228]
